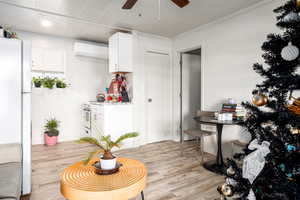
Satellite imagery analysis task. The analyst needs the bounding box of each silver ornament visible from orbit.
[281,42,299,61]
[226,178,237,186]
[227,166,236,176]
[220,183,234,197]
[282,12,300,23]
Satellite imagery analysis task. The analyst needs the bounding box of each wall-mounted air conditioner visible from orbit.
[74,41,108,59]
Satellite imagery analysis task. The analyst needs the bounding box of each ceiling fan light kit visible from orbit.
[170,0,190,8]
[122,0,138,9]
[122,0,190,9]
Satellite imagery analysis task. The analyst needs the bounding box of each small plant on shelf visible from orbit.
[77,127,138,169]
[44,118,60,146]
[42,77,56,89]
[32,77,43,88]
[55,79,67,88]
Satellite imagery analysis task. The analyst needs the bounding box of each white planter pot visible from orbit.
[100,157,117,170]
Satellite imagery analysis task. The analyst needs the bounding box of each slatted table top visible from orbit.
[60,157,147,200]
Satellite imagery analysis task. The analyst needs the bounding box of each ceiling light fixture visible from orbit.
[41,19,53,27]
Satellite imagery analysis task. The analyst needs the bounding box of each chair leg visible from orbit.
[200,135,204,164]
[180,137,184,157]
[196,137,199,151]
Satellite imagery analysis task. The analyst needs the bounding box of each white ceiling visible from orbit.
[0,0,262,42]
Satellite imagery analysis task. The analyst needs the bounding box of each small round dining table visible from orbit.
[60,157,147,200]
[194,116,240,175]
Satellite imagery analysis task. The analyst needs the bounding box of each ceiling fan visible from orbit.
[122,0,190,9]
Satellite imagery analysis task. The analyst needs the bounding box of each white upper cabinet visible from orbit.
[32,48,43,69]
[109,32,133,73]
[32,47,66,73]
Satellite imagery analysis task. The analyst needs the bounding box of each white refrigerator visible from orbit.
[0,38,32,195]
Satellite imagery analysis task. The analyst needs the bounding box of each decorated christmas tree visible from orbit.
[218,0,300,199]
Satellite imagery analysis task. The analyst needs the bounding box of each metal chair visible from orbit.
[183,111,216,163]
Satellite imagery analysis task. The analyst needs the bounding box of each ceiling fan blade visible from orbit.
[122,0,138,9]
[170,0,190,8]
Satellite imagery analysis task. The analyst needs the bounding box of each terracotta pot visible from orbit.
[44,133,58,146]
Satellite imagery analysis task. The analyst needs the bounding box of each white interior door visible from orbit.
[145,52,171,143]
[182,53,201,133]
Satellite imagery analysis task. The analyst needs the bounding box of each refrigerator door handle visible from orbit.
[22,93,31,195]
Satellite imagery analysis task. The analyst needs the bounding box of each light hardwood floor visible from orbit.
[31,140,224,200]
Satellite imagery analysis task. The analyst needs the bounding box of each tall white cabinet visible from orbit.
[109,32,133,73]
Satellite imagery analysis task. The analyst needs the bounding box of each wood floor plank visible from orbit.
[31,140,223,200]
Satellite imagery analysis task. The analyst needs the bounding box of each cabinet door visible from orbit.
[118,33,133,72]
[109,34,118,73]
[32,47,43,71]
[32,47,65,72]
[43,49,65,72]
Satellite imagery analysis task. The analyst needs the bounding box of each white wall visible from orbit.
[17,31,110,145]
[172,0,282,154]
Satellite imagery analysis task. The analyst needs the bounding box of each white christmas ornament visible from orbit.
[282,12,300,23]
[243,139,271,200]
[281,42,299,61]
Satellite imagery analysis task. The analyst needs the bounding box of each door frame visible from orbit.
[178,46,203,143]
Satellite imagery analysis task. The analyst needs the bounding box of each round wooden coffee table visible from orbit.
[60,157,147,200]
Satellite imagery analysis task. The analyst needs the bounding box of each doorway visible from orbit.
[180,48,202,142]
[145,51,172,143]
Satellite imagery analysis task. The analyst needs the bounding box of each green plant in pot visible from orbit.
[42,77,56,89]
[56,79,67,88]
[32,77,43,88]
[44,118,60,146]
[77,130,138,170]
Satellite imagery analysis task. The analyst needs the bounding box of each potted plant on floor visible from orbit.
[44,118,60,146]
[77,132,138,170]
[32,77,43,88]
